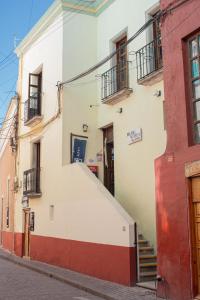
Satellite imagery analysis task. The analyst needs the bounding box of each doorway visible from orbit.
[190,176,200,298]
[103,125,114,196]
[23,209,30,258]
[116,35,128,91]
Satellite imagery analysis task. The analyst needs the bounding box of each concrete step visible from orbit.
[139,246,154,254]
[136,281,156,291]
[138,240,149,246]
[139,255,157,263]
[139,254,157,260]
[140,262,157,273]
[140,262,157,268]
[140,271,157,282]
[138,234,144,240]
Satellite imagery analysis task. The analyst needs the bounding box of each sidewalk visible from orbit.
[0,248,162,300]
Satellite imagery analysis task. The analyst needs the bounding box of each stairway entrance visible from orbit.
[137,234,157,284]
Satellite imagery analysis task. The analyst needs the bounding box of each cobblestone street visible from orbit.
[0,258,103,300]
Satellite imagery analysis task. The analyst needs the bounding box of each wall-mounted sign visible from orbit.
[127,128,142,145]
[70,134,88,163]
[88,165,98,178]
[22,196,29,208]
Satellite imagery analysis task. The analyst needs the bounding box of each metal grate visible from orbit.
[23,168,40,195]
[24,93,41,123]
[101,61,129,101]
[136,37,162,81]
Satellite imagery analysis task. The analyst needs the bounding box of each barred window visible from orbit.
[188,34,200,143]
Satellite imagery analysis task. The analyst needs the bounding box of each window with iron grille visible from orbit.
[101,35,130,101]
[188,33,200,144]
[23,141,41,196]
[24,72,42,123]
[136,11,162,80]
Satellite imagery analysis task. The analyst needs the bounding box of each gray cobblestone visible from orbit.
[0,248,162,300]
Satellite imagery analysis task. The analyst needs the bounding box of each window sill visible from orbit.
[23,192,42,198]
[24,115,43,127]
[138,68,163,86]
[102,88,133,105]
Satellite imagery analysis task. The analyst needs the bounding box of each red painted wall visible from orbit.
[30,234,136,286]
[14,232,23,257]
[2,231,14,253]
[156,0,200,299]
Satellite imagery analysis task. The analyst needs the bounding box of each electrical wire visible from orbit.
[0,52,15,66]
[16,0,95,53]
[58,0,192,87]
[16,0,193,141]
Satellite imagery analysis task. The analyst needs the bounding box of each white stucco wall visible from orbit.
[15,12,64,234]
[96,0,166,246]
[15,0,166,250]
[15,6,135,248]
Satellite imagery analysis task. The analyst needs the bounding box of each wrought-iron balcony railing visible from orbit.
[23,168,40,196]
[101,61,129,101]
[136,37,163,81]
[24,94,41,124]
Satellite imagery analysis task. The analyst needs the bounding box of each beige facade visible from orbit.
[0,97,17,252]
[12,0,166,284]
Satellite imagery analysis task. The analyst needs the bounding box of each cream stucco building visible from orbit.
[13,0,166,285]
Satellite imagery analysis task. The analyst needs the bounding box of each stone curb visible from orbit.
[0,254,116,300]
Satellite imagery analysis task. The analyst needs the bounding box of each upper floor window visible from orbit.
[24,72,42,125]
[101,34,132,102]
[188,33,200,144]
[23,141,41,197]
[136,10,162,82]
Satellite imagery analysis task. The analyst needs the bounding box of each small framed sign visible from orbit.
[88,165,98,177]
[70,133,88,163]
[127,128,142,145]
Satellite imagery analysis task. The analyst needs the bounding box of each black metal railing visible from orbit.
[136,37,162,81]
[24,94,41,123]
[101,61,129,101]
[23,168,40,195]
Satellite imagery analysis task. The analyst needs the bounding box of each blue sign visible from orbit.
[72,138,87,163]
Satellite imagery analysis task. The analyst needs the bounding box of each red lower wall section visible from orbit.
[155,154,195,300]
[0,231,23,257]
[0,232,136,285]
[14,232,23,257]
[1,231,14,253]
[30,235,136,286]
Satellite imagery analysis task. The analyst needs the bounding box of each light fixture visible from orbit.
[82,124,88,132]
[153,90,162,97]
[117,107,123,114]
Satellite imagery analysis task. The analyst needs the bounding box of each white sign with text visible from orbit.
[127,128,142,145]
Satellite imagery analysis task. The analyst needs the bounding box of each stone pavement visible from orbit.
[0,258,102,300]
[0,248,162,300]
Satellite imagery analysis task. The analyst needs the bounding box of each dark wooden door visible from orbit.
[152,12,162,69]
[191,177,200,298]
[103,126,114,196]
[23,209,30,258]
[116,36,127,90]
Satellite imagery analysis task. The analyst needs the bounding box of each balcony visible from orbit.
[136,37,163,85]
[101,62,132,104]
[24,95,42,126]
[23,168,41,197]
